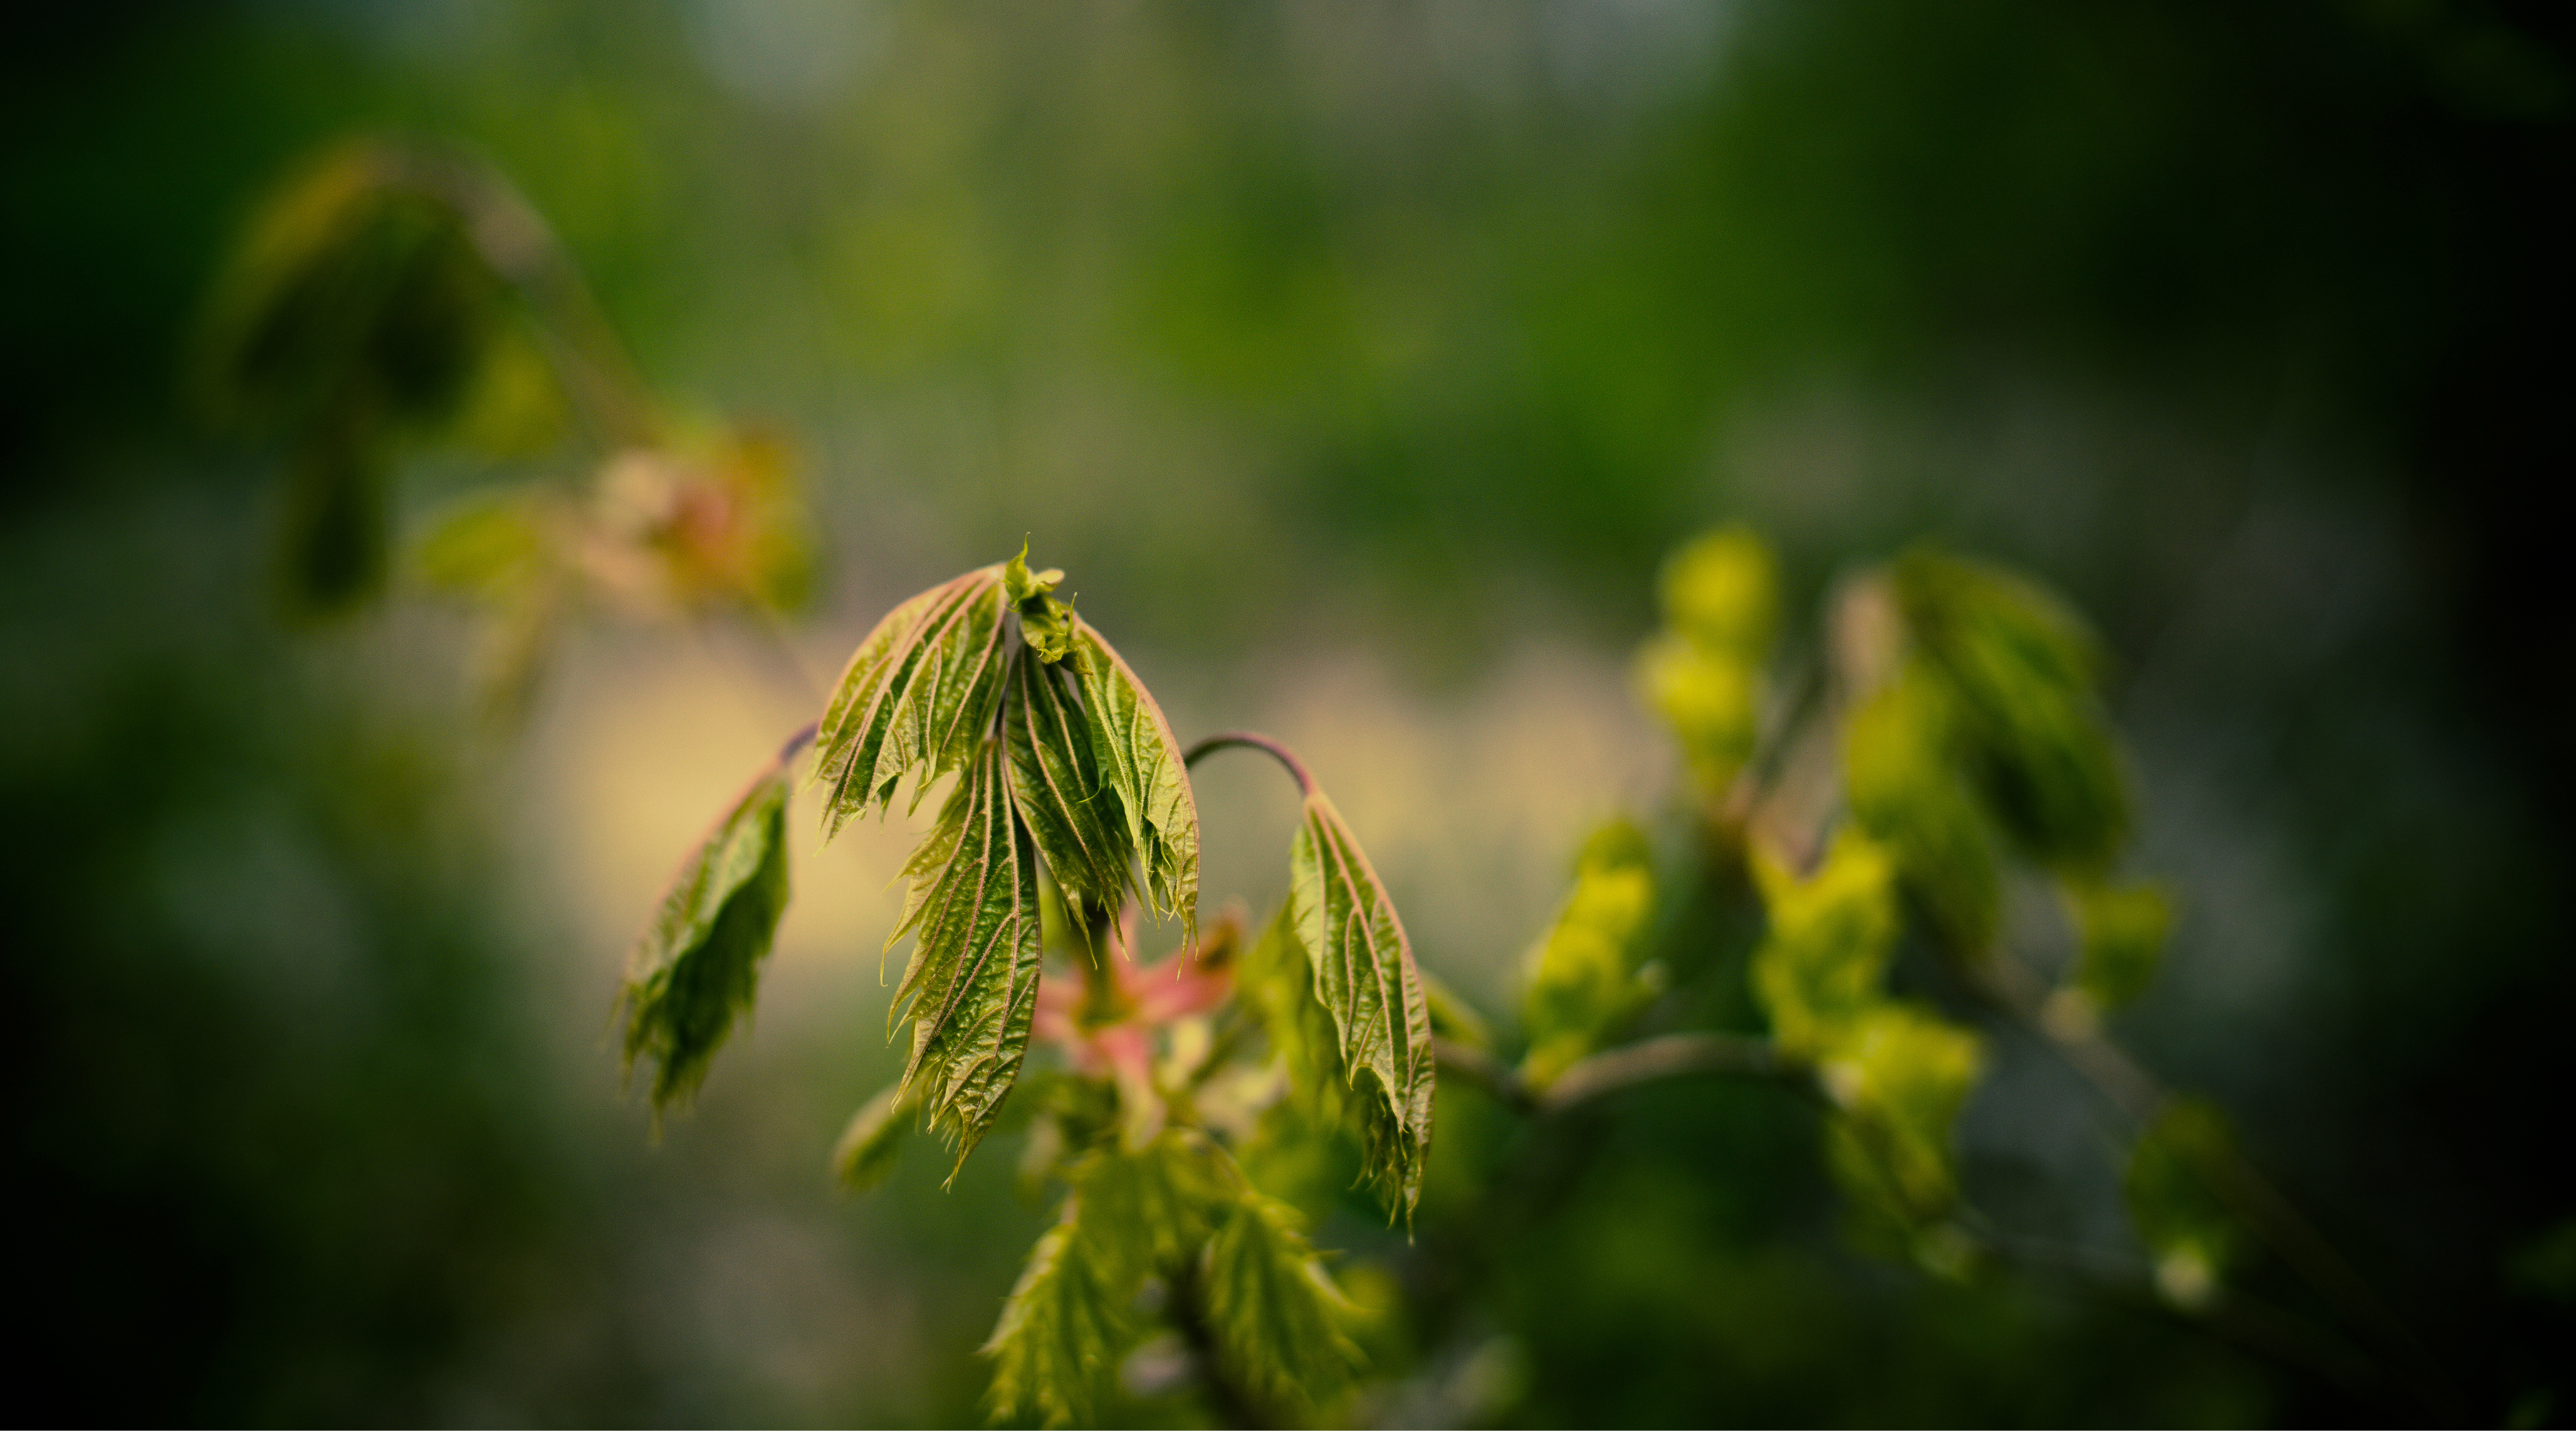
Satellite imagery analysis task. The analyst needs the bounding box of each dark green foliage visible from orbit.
[1893,550,2129,874]
[617,760,791,1115]
[1290,787,1435,1222]
[886,735,1045,1165]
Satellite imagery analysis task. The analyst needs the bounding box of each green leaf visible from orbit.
[1894,550,2129,872]
[983,1205,1132,1429]
[618,759,792,1116]
[2126,1098,2243,1309]
[1003,647,1136,935]
[1201,1192,1362,1412]
[813,567,1011,836]
[2069,879,2172,1010]
[1843,668,2002,957]
[1749,831,1901,1060]
[831,1080,914,1193]
[1817,1004,1986,1228]
[1005,541,1080,665]
[983,1135,1231,1427]
[1637,633,1761,794]
[1289,788,1435,1223]
[1520,818,1662,1088]
[1070,617,1201,938]
[199,139,509,436]
[887,735,1046,1167]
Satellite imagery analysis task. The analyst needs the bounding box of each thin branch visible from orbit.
[1433,1032,1811,1117]
[1183,731,1315,798]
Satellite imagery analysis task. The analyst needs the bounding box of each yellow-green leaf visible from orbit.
[618,759,791,1115]
[1843,668,2001,957]
[1659,524,1779,658]
[1520,818,1662,1088]
[1818,1005,1986,1226]
[1749,831,1901,1060]
[1289,788,1435,1222]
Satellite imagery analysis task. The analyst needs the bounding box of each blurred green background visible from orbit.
[4,0,2571,1424]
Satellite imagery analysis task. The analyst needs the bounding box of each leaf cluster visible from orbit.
[1636,525,1779,801]
[1518,818,1665,1089]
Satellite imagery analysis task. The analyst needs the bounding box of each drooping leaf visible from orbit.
[1894,550,2128,872]
[1201,1191,1362,1413]
[619,759,792,1116]
[1289,788,1435,1222]
[886,735,1045,1166]
[1520,817,1662,1088]
[1004,647,1136,936]
[2069,879,2173,1011]
[831,1080,914,1193]
[1843,668,2002,958]
[812,567,1011,835]
[2126,1098,2243,1309]
[200,139,509,436]
[1749,830,1901,1060]
[1069,617,1201,939]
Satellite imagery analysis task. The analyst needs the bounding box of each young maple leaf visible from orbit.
[1035,906,1236,1148]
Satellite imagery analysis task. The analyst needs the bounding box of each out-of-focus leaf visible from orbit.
[887,736,1045,1166]
[1070,617,1201,940]
[1818,1005,1986,1227]
[1201,1191,1362,1412]
[1521,818,1662,1088]
[1659,524,1779,658]
[1843,669,2001,957]
[1638,634,1761,794]
[985,1135,1231,1427]
[983,1206,1131,1429]
[277,419,390,612]
[1894,550,2128,871]
[1290,787,1435,1222]
[618,760,791,1116]
[2069,879,2172,1010]
[1005,648,1136,936]
[1750,831,1901,1060]
[1240,902,1350,1128]
[417,489,550,599]
[200,139,508,436]
[814,566,1010,834]
[831,1080,914,1193]
[2127,1098,2243,1309]
[1423,968,1494,1051]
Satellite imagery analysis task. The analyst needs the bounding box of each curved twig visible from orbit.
[1183,731,1316,798]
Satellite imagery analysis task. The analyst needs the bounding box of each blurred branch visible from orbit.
[1966,947,2467,1422]
[1435,1032,1811,1118]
